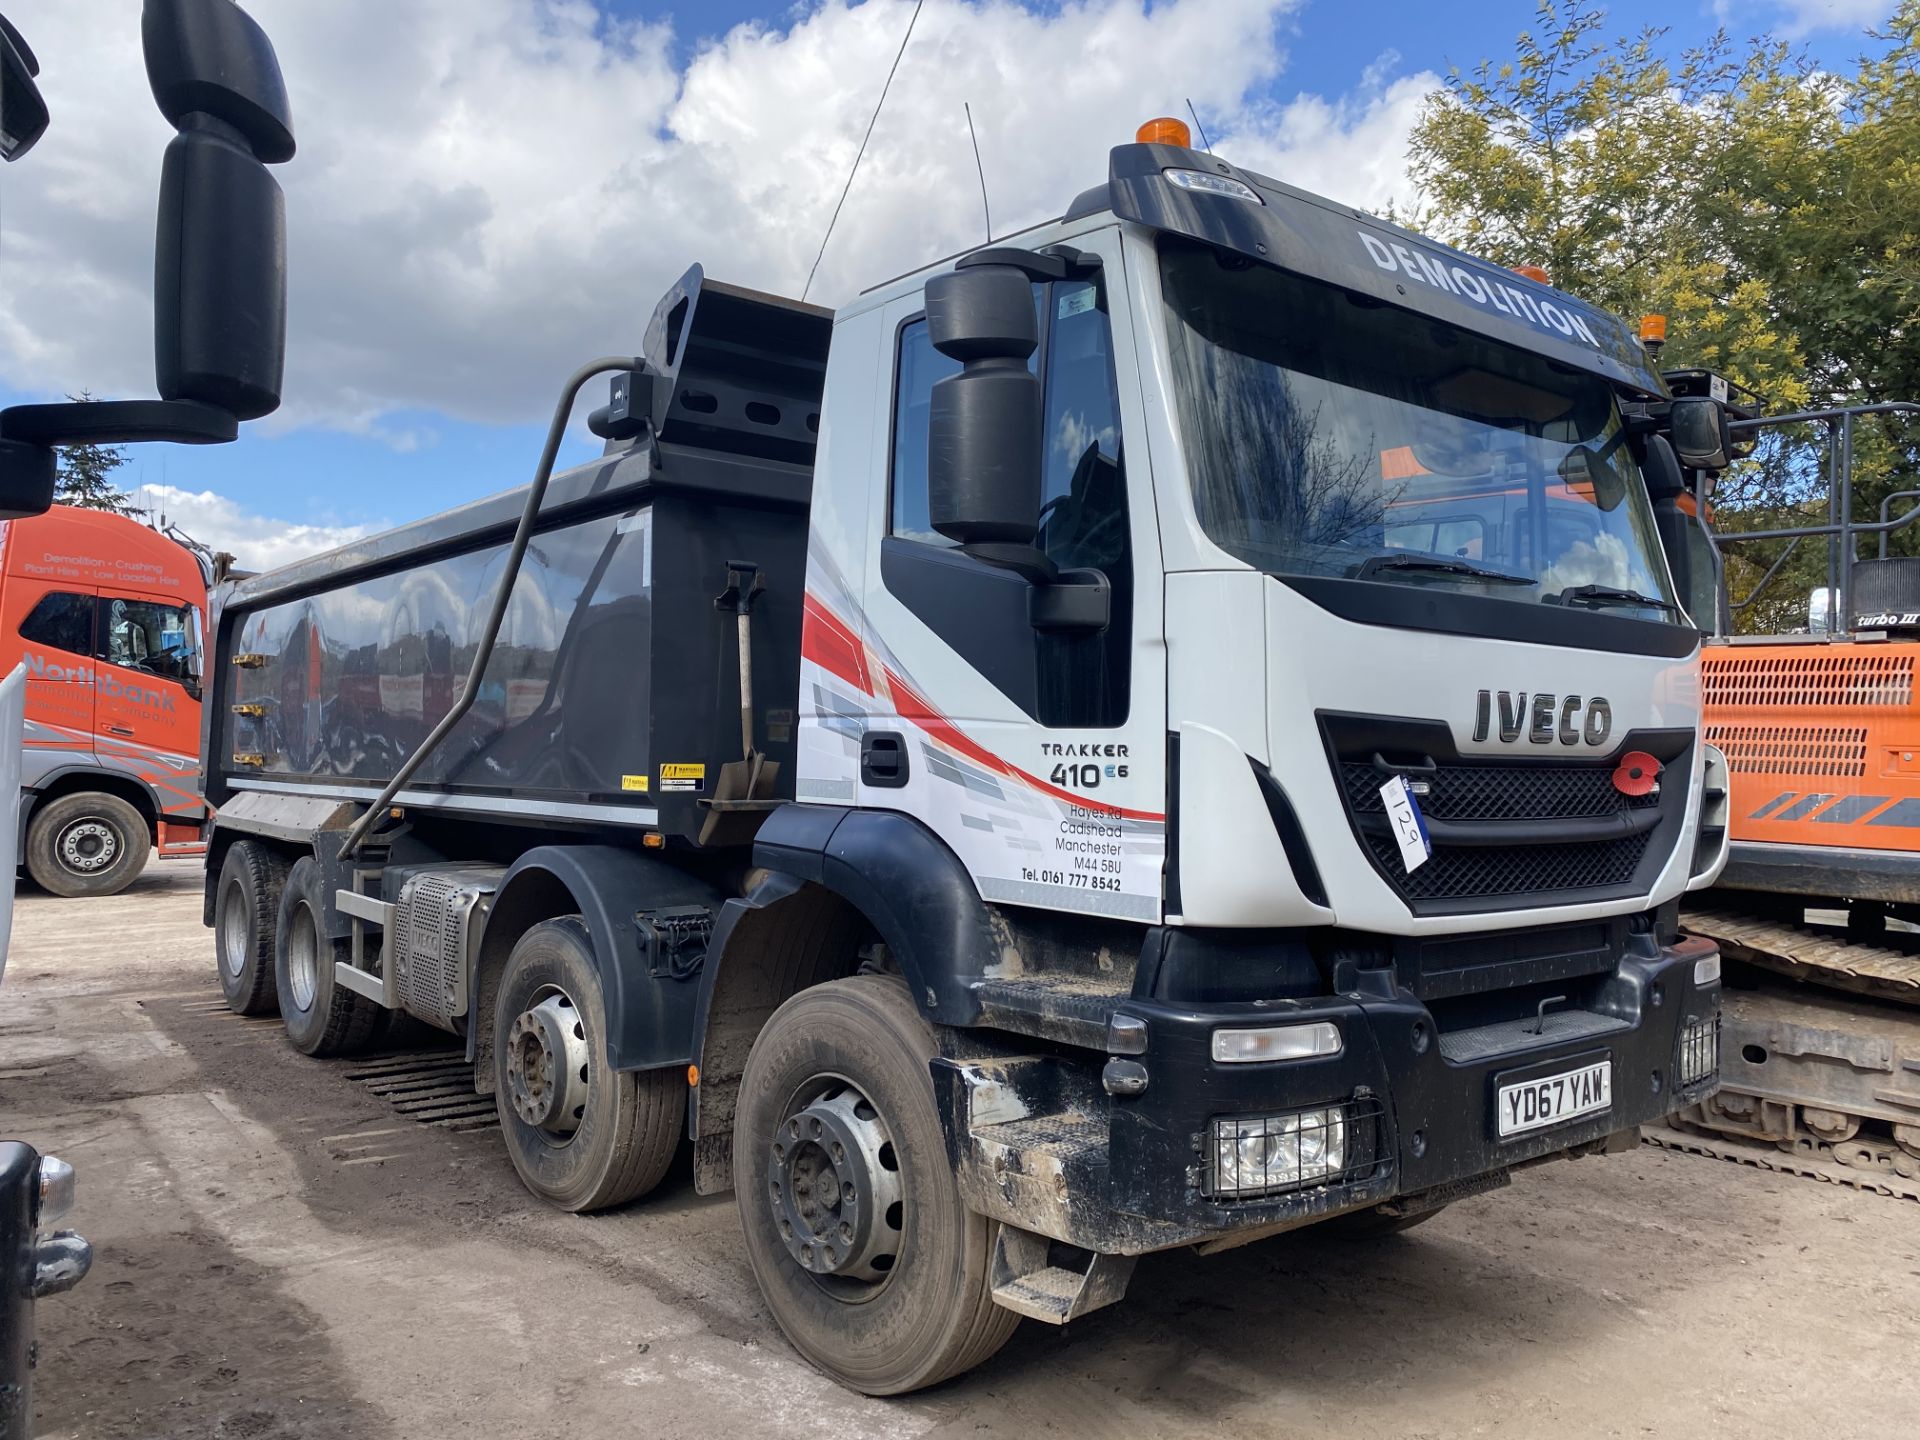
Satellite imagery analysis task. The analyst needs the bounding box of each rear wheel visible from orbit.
[25,791,149,898]
[215,840,289,1015]
[275,856,380,1056]
[492,917,683,1212]
[734,975,1019,1395]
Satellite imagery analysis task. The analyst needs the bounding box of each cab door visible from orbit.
[853,226,1169,922]
[15,586,99,763]
[94,588,203,818]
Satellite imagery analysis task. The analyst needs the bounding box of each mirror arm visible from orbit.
[1030,568,1111,632]
[0,398,239,447]
[962,540,1057,585]
[953,244,1102,282]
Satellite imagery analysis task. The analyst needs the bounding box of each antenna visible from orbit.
[801,0,926,303]
[964,101,992,243]
[1185,97,1213,152]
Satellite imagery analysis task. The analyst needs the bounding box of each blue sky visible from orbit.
[0,0,1896,566]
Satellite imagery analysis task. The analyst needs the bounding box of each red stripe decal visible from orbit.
[802,592,874,697]
[882,664,1163,822]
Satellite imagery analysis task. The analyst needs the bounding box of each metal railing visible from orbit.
[1709,401,1920,633]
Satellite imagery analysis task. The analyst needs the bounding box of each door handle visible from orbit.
[860,731,909,789]
[104,725,135,738]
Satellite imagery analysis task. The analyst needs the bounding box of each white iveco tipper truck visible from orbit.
[203,120,1733,1394]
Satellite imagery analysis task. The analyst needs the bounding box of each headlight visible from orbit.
[1679,1014,1719,1087]
[1211,1021,1342,1064]
[1164,168,1263,204]
[1210,1106,1351,1197]
[37,1156,75,1228]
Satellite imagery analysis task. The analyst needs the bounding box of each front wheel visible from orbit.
[492,917,683,1212]
[24,792,149,897]
[734,975,1019,1395]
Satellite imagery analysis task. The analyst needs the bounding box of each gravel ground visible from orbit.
[1,859,1915,1439]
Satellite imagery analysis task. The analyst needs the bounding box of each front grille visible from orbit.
[1324,714,1688,912]
[1339,760,1662,821]
[1362,830,1653,903]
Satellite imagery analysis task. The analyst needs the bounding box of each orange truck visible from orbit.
[2,504,209,895]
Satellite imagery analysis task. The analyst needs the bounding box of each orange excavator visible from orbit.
[1665,381,1920,1199]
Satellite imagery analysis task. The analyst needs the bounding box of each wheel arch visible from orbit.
[687,805,1002,1195]
[469,845,728,1095]
[22,767,160,848]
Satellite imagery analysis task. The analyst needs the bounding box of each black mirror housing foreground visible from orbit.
[1668,395,1732,472]
[0,15,50,163]
[925,264,1044,550]
[0,0,293,517]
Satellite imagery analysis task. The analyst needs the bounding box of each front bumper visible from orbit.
[939,934,1720,1255]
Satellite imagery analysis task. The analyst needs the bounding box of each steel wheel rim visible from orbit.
[218,879,249,979]
[55,818,118,876]
[287,900,319,1012]
[505,985,591,1144]
[768,1072,906,1302]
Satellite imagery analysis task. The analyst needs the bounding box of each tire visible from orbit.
[734,975,1020,1396]
[274,856,381,1057]
[1321,1203,1449,1238]
[492,917,683,1213]
[214,840,289,1015]
[25,791,150,898]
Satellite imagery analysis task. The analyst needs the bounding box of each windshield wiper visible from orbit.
[1354,554,1537,586]
[1550,583,1680,614]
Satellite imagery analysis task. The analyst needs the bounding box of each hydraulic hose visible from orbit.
[336,356,644,860]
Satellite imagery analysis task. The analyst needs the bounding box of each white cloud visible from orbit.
[124,483,377,572]
[1769,0,1893,38]
[0,0,1435,437]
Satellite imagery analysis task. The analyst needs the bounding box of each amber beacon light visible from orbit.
[1136,116,1193,147]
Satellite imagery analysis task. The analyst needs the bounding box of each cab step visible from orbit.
[989,1223,1136,1325]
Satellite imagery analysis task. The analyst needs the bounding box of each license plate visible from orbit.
[1496,1059,1612,1138]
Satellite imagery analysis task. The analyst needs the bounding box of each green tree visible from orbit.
[1406,1,1920,631]
[53,392,142,515]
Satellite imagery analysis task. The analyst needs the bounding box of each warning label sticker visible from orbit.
[660,762,706,793]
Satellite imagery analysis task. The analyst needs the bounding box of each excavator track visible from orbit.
[1675,904,1920,1197]
[1644,1123,1920,1203]
[1681,903,1920,1006]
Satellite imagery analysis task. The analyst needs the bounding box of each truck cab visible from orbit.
[4,505,209,895]
[202,127,1730,1396]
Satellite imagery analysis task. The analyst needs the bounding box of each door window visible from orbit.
[884,273,1133,727]
[20,590,95,655]
[100,596,199,686]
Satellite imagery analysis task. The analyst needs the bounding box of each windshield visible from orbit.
[1159,239,1680,621]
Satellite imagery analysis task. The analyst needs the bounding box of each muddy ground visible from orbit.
[0,859,1914,1439]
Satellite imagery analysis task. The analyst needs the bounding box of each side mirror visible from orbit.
[0,17,50,163]
[1637,432,1686,502]
[0,0,294,519]
[1670,396,1731,472]
[925,265,1042,553]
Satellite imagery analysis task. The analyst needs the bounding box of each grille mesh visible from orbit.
[1704,723,1868,777]
[1331,727,1678,906]
[1359,828,1653,902]
[1702,650,1913,709]
[1340,761,1660,822]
